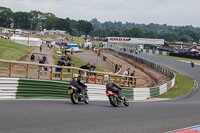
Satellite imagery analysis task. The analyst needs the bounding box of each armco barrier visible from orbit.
[105,43,176,100]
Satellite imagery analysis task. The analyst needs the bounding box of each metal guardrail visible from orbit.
[0,59,136,87]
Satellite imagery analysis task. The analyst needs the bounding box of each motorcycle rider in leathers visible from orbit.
[70,74,87,100]
[106,80,123,100]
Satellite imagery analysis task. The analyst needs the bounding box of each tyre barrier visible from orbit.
[0,78,133,100]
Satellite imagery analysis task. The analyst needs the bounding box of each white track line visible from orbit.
[179,60,200,65]
[165,124,200,133]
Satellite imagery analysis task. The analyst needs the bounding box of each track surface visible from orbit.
[1,53,200,133]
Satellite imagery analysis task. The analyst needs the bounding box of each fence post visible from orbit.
[102,75,104,84]
[26,64,29,78]
[95,73,97,84]
[60,67,63,81]
[9,63,12,77]
[134,78,136,87]
[71,69,74,77]
[87,71,90,83]
[38,65,40,79]
[50,67,53,80]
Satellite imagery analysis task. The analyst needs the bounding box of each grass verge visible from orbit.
[73,37,85,44]
[158,72,195,98]
[0,38,32,60]
[92,41,103,47]
[154,54,200,62]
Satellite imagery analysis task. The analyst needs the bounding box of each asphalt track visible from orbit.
[0,53,200,133]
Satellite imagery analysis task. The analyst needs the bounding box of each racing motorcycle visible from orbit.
[67,85,89,104]
[106,90,129,107]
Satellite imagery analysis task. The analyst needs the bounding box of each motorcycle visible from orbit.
[106,91,129,107]
[67,85,89,104]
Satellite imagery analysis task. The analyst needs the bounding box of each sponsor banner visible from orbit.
[107,37,164,45]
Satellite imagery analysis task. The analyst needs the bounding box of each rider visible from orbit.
[106,80,123,100]
[70,74,87,100]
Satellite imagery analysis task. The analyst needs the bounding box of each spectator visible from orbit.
[115,64,118,73]
[42,55,47,64]
[130,70,135,81]
[130,70,135,77]
[66,60,72,72]
[191,61,195,68]
[37,56,40,62]
[90,63,96,76]
[80,63,90,75]
[135,49,138,54]
[90,63,96,71]
[40,45,42,52]
[39,58,45,75]
[30,54,35,62]
[123,68,130,79]
[55,58,66,78]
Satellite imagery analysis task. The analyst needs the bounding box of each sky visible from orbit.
[0,0,200,27]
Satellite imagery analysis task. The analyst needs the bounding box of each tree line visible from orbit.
[0,6,93,36]
[90,18,200,43]
[1,6,200,43]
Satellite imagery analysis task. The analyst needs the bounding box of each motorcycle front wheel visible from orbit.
[84,95,89,104]
[123,98,129,106]
[71,92,79,104]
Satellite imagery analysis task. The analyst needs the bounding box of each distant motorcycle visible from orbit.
[106,90,129,107]
[68,85,89,104]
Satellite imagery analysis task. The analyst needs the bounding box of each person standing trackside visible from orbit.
[191,60,195,68]
[122,68,130,79]
[40,45,42,52]
[30,54,35,62]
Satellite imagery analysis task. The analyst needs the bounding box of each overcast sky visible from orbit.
[0,0,200,27]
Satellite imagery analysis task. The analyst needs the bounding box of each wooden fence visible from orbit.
[0,59,136,87]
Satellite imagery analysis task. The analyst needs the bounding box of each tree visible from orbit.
[128,28,144,38]
[44,14,58,30]
[77,20,94,36]
[13,11,32,29]
[110,30,121,37]
[30,10,43,30]
[0,7,13,28]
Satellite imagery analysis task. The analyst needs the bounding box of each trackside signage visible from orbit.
[107,37,164,45]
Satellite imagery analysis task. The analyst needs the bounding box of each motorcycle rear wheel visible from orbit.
[109,95,118,107]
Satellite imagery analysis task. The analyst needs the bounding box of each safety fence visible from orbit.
[0,78,133,100]
[105,43,176,100]
[0,59,136,87]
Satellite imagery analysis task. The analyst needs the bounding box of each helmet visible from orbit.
[73,74,79,78]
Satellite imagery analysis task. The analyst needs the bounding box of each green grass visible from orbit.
[92,41,103,47]
[0,38,32,60]
[158,72,195,98]
[72,37,85,44]
[155,54,200,61]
